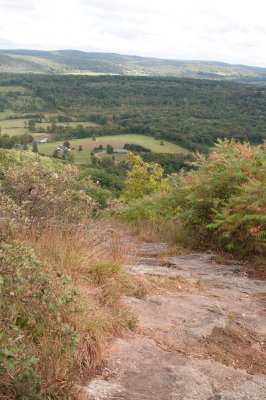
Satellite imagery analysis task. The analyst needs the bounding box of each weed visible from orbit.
[1,223,145,399]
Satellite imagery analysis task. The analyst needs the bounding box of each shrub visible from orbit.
[119,140,265,254]
[123,143,151,153]
[106,144,113,154]
[0,241,81,399]
[0,227,145,399]
[32,142,38,153]
[63,140,70,149]
[175,139,265,252]
[0,150,97,226]
[120,154,167,202]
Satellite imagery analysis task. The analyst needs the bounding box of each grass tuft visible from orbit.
[0,223,145,399]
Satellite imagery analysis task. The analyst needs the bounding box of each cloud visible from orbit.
[0,0,265,67]
[0,0,34,11]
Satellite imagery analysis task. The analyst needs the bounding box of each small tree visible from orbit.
[32,142,38,153]
[107,144,114,154]
[63,141,70,149]
[91,155,97,165]
[53,149,59,158]
[28,120,36,132]
[99,144,103,151]
[160,140,164,146]
[66,152,74,162]
[78,145,83,151]
[51,121,57,132]
[121,154,166,202]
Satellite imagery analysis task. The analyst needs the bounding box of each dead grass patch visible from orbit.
[136,273,205,296]
[201,324,266,374]
[5,222,146,398]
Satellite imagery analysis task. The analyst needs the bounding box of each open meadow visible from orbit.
[0,117,98,136]
[38,134,189,163]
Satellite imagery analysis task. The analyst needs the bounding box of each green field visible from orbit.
[0,118,29,136]
[38,134,189,163]
[0,86,26,92]
[1,127,29,136]
[0,118,98,137]
[35,121,97,129]
[0,110,15,120]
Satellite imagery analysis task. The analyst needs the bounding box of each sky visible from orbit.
[0,0,266,67]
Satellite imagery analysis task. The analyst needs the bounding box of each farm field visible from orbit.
[0,110,15,120]
[38,134,189,163]
[35,121,97,129]
[0,86,26,92]
[0,118,30,136]
[96,152,128,162]
[0,118,98,136]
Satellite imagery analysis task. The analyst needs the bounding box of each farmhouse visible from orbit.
[33,138,49,143]
[113,149,128,154]
[57,146,71,152]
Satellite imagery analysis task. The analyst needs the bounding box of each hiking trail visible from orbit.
[84,234,266,400]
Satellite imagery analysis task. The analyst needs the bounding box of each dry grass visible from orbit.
[143,275,198,295]
[201,324,266,374]
[6,221,147,398]
[113,218,198,251]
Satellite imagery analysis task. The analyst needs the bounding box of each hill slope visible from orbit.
[0,49,266,84]
[0,74,265,151]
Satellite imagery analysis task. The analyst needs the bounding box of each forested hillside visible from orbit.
[0,74,265,152]
[1,50,266,84]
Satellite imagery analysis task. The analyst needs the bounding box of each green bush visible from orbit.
[106,144,114,154]
[175,140,265,252]
[0,241,80,399]
[120,154,167,202]
[0,149,97,227]
[119,140,265,254]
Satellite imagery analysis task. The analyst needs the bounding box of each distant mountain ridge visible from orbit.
[0,49,266,83]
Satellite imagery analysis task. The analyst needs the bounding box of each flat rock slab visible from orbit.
[85,244,266,399]
[165,254,245,278]
[85,338,266,400]
[135,257,164,266]
[125,293,226,337]
[126,263,181,276]
[124,293,227,353]
[164,254,266,336]
[137,242,167,256]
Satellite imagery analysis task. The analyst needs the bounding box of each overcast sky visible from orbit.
[0,0,266,67]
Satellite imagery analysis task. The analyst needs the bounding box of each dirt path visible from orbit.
[84,237,266,400]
